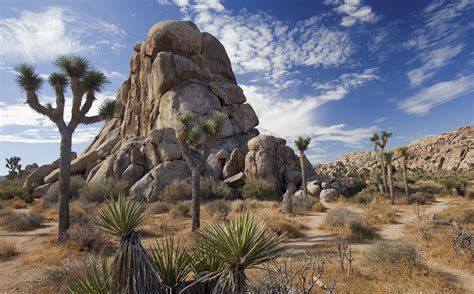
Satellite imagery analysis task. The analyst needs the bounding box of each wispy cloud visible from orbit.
[324,0,378,27]
[0,6,126,63]
[398,74,474,114]
[0,127,99,144]
[404,0,473,86]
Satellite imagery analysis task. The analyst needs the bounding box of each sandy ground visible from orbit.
[287,198,474,292]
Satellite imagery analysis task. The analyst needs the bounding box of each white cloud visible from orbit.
[398,74,474,114]
[0,127,99,144]
[0,6,126,62]
[324,0,378,27]
[404,0,473,86]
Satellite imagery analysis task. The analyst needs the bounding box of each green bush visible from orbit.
[365,241,421,266]
[0,179,25,201]
[169,201,192,218]
[241,179,277,200]
[3,211,43,231]
[78,179,128,203]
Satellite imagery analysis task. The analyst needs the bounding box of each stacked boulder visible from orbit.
[28,20,315,202]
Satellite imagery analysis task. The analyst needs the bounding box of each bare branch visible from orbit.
[80,114,104,125]
[25,91,56,121]
[80,91,95,116]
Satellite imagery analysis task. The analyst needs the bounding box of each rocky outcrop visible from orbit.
[244,135,315,196]
[319,126,474,178]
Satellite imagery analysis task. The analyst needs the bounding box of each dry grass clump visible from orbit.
[365,241,421,267]
[204,199,231,220]
[0,240,16,261]
[148,201,170,215]
[21,244,72,266]
[323,208,377,241]
[241,179,277,200]
[265,217,305,239]
[312,202,327,212]
[364,199,397,225]
[412,180,445,195]
[68,223,111,253]
[350,191,374,205]
[2,211,43,231]
[9,198,27,209]
[159,177,235,203]
[0,179,25,201]
[169,201,192,218]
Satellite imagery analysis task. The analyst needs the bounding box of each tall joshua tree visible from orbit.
[369,133,387,193]
[383,151,395,204]
[5,156,22,179]
[15,57,115,241]
[294,136,311,196]
[176,111,225,231]
[398,146,410,199]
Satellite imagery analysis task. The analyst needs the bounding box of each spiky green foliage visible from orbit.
[191,246,222,276]
[98,98,116,119]
[55,55,90,77]
[383,151,393,164]
[398,146,409,159]
[151,237,193,290]
[48,72,69,87]
[176,111,226,147]
[14,64,43,91]
[67,256,110,294]
[294,136,311,152]
[5,156,21,179]
[94,192,146,237]
[369,133,379,143]
[196,212,285,293]
[380,130,393,148]
[82,69,109,92]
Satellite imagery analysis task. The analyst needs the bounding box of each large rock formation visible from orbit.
[33,20,310,201]
[319,126,474,178]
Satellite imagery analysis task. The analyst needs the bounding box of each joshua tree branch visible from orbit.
[80,114,104,125]
[26,91,56,121]
[80,91,95,116]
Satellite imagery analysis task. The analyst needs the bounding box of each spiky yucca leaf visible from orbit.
[67,255,110,294]
[205,111,226,136]
[191,245,222,276]
[55,55,89,77]
[98,98,116,119]
[151,237,193,290]
[196,212,285,293]
[48,72,69,87]
[94,192,146,237]
[294,136,311,152]
[82,69,109,92]
[14,64,43,91]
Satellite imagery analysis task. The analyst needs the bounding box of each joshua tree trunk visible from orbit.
[58,130,72,241]
[191,166,201,231]
[232,268,246,294]
[402,161,409,199]
[299,150,308,196]
[379,151,388,193]
[387,165,394,204]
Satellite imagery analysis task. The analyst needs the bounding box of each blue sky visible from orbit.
[0,0,473,175]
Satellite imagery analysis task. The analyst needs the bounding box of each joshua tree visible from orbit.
[398,146,410,199]
[370,133,387,193]
[294,136,311,196]
[15,57,115,241]
[5,156,22,179]
[95,193,161,293]
[176,111,225,231]
[196,212,285,293]
[383,151,395,204]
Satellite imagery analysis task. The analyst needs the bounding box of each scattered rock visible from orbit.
[320,189,338,203]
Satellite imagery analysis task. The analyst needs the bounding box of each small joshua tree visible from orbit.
[5,156,22,179]
[398,146,410,199]
[175,111,225,231]
[15,57,116,241]
[294,136,311,196]
[370,131,392,194]
[383,151,395,204]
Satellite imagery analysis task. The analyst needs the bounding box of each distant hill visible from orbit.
[319,126,473,176]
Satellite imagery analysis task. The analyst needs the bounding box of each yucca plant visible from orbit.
[68,255,110,294]
[191,247,222,276]
[151,237,193,292]
[95,193,161,293]
[195,212,285,294]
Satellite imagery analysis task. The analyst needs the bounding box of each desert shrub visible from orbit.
[266,218,304,238]
[148,201,170,215]
[312,202,327,212]
[69,223,109,253]
[0,179,25,201]
[364,200,397,225]
[413,180,444,195]
[351,191,373,205]
[67,256,111,294]
[170,201,192,218]
[348,219,377,240]
[365,241,421,266]
[442,177,468,195]
[42,176,86,207]
[460,209,474,224]
[3,211,43,231]
[324,208,362,228]
[205,200,230,220]
[79,179,128,203]
[202,177,236,200]
[465,186,474,199]
[405,191,435,205]
[0,240,15,261]
[241,179,277,200]
[159,179,192,203]
[69,202,96,225]
[9,198,27,209]
[292,194,318,212]
[159,178,236,203]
